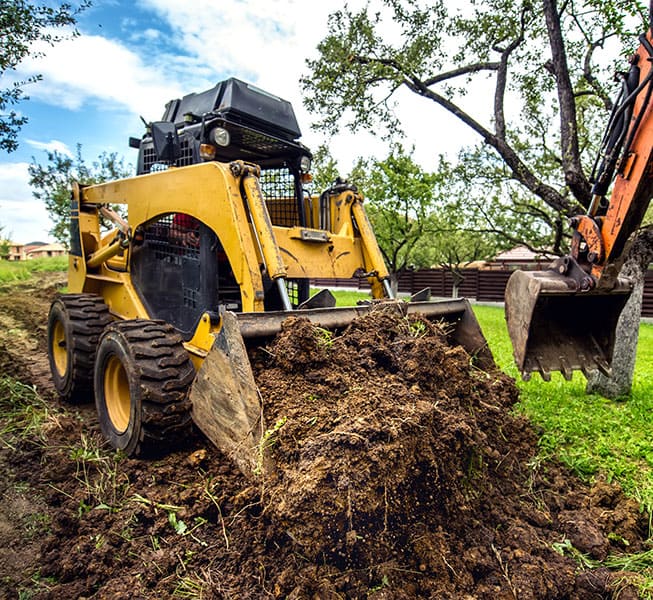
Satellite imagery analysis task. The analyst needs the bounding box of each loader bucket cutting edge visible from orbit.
[505,270,631,381]
[189,298,493,479]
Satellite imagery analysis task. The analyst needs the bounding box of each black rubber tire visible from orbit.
[47,294,112,403]
[94,320,195,456]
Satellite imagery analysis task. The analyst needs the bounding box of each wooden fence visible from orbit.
[312,268,653,318]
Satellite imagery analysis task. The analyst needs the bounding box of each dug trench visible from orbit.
[0,272,649,599]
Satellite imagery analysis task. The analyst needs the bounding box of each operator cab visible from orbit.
[129,79,315,337]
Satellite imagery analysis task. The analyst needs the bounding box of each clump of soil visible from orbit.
[0,277,649,599]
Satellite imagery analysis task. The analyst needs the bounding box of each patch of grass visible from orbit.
[68,433,129,513]
[472,304,653,508]
[315,288,371,307]
[0,376,57,448]
[0,256,67,284]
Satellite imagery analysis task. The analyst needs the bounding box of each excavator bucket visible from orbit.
[190,297,492,478]
[505,270,631,381]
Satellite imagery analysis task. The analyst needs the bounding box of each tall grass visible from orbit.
[0,256,67,283]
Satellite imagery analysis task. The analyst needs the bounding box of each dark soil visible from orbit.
[0,274,649,599]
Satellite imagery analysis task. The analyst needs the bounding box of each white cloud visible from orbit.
[14,29,186,120]
[25,139,73,156]
[0,163,54,243]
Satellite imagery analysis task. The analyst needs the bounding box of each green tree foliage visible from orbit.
[0,221,10,258]
[309,143,341,192]
[0,0,89,152]
[349,146,503,291]
[28,146,132,246]
[303,0,648,251]
[351,146,441,276]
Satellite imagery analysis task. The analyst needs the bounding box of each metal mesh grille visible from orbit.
[142,213,200,261]
[176,138,194,167]
[141,137,194,173]
[285,279,300,306]
[183,287,198,309]
[142,147,157,173]
[260,168,299,227]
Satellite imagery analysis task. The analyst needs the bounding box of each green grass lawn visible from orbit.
[0,255,68,283]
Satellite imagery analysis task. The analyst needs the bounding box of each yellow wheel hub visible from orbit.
[51,319,68,377]
[104,355,131,433]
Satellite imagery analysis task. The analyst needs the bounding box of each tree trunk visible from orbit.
[586,228,653,398]
[450,270,465,299]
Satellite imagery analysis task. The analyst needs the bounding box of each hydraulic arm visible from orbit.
[505,21,653,380]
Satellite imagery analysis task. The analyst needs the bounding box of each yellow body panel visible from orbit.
[80,162,265,313]
[68,160,391,359]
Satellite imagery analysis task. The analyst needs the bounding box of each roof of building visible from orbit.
[494,245,554,262]
[26,243,66,253]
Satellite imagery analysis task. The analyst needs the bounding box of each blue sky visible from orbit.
[1,0,476,243]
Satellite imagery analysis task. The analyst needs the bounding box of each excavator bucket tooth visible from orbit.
[505,269,631,380]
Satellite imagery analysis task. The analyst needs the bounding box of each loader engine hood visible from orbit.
[133,78,311,175]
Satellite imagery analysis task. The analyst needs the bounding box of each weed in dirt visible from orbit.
[399,315,428,338]
[254,415,287,476]
[314,326,335,348]
[174,568,221,599]
[0,375,57,447]
[22,510,52,539]
[69,432,129,513]
[552,538,653,597]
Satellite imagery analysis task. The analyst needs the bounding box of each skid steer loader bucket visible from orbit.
[505,270,631,381]
[190,298,492,478]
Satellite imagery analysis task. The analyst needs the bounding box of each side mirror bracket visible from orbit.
[151,121,181,162]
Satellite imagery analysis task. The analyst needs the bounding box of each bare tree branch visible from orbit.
[582,34,617,111]
[543,0,592,206]
[494,4,528,140]
[423,62,500,86]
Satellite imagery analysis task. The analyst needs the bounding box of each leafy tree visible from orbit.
[309,143,341,192]
[0,0,89,152]
[348,146,440,288]
[28,145,132,246]
[0,221,10,259]
[304,0,646,232]
[349,145,503,294]
[304,0,651,395]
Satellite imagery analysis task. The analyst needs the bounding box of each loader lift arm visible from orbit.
[505,20,653,381]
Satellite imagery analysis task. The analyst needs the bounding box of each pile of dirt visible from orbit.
[251,310,648,598]
[0,279,649,598]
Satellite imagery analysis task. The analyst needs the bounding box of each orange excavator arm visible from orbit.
[505,20,653,381]
[580,29,653,289]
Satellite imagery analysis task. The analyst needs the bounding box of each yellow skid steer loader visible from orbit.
[47,79,491,475]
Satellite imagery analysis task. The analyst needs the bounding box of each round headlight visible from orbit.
[299,155,312,173]
[212,127,230,147]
